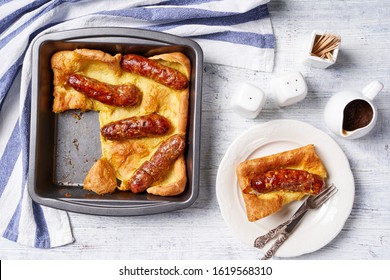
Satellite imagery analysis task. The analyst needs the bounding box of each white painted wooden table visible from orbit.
[1,0,389,260]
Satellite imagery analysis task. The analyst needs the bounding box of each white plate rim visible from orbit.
[216,119,354,257]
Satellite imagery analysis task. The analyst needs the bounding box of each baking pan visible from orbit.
[28,27,203,216]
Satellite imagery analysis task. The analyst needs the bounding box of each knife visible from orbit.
[261,210,307,260]
[254,201,308,249]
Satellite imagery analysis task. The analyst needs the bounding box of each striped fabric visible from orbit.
[0,0,274,248]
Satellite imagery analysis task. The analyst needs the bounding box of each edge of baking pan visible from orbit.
[28,27,203,216]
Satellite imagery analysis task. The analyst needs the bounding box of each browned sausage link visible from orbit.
[128,134,186,193]
[128,169,154,194]
[249,169,324,195]
[68,74,140,107]
[100,113,170,140]
[121,54,189,90]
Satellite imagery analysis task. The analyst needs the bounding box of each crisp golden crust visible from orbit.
[236,144,327,221]
[84,158,117,195]
[52,49,190,196]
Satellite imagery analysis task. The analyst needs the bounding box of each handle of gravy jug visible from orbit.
[362,81,384,100]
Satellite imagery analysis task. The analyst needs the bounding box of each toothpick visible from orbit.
[311,32,340,61]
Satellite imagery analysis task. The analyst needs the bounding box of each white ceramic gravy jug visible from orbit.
[324,81,383,139]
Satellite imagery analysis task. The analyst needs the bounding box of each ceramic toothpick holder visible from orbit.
[303,30,341,69]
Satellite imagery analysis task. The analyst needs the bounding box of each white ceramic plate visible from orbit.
[216,119,354,257]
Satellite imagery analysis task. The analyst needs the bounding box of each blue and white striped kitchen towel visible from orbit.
[0,0,274,248]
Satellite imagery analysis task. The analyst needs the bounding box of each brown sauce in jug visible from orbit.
[342,99,373,134]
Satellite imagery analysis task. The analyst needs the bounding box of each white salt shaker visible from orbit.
[230,83,266,119]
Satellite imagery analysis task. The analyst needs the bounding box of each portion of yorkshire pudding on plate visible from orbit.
[236,144,327,222]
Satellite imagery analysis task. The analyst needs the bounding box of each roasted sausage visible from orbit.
[128,134,186,193]
[248,169,324,195]
[101,113,171,140]
[68,73,140,107]
[121,54,189,90]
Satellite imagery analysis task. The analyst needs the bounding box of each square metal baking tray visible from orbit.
[28,27,203,216]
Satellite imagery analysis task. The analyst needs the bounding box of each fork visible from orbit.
[254,184,338,249]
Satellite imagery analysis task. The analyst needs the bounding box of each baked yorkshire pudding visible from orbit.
[236,144,327,221]
[51,49,191,196]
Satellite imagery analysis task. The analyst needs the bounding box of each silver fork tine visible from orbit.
[311,185,337,206]
[313,184,335,201]
[313,187,338,207]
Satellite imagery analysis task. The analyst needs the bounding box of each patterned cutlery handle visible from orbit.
[254,224,287,249]
[254,208,306,249]
[261,231,290,260]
